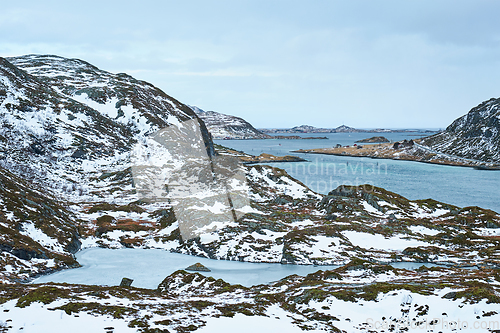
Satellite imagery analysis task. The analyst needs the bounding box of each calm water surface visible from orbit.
[216,132,500,213]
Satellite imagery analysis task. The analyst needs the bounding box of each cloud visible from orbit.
[2,0,500,128]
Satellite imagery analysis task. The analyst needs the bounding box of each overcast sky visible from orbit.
[2,0,500,128]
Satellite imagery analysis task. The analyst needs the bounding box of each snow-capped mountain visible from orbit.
[1,55,213,196]
[420,97,500,163]
[190,105,271,139]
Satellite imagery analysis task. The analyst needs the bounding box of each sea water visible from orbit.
[215,132,500,213]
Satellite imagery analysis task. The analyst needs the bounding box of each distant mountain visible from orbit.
[420,98,500,163]
[190,106,271,139]
[262,124,362,134]
[261,125,439,134]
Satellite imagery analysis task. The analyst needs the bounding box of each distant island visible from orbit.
[355,136,390,143]
[191,109,438,140]
[261,124,439,134]
[271,135,328,140]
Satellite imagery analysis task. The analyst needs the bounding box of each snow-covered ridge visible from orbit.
[190,105,271,139]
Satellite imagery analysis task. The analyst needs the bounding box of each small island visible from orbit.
[186,263,211,272]
[355,136,390,143]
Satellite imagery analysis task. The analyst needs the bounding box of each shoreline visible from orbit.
[292,144,500,171]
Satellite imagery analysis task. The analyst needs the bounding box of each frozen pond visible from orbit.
[33,248,440,288]
[33,248,339,288]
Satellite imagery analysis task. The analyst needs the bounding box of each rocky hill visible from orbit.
[0,55,216,280]
[190,105,271,139]
[420,97,500,163]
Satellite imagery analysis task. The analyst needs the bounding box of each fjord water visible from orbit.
[216,132,500,213]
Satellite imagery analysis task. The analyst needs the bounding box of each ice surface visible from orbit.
[33,248,340,288]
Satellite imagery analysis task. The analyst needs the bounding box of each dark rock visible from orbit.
[487,222,499,229]
[442,292,457,299]
[71,147,86,158]
[120,277,134,287]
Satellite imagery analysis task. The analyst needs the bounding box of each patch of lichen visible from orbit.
[16,285,77,308]
[88,202,145,214]
[94,215,154,237]
[335,258,396,275]
[54,302,139,318]
[453,284,500,304]
[359,283,434,301]
[414,198,458,212]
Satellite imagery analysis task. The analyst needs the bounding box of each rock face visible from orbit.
[420,97,500,163]
[392,139,414,149]
[191,105,271,139]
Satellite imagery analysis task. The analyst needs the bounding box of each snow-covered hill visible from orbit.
[0,55,217,280]
[1,55,213,198]
[1,55,500,332]
[190,105,271,139]
[421,98,500,163]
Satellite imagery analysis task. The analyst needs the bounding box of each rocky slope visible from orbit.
[190,105,271,139]
[295,141,500,169]
[420,97,500,163]
[1,55,499,273]
[0,166,79,282]
[0,55,215,281]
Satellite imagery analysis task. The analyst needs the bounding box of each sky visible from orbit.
[2,0,500,129]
